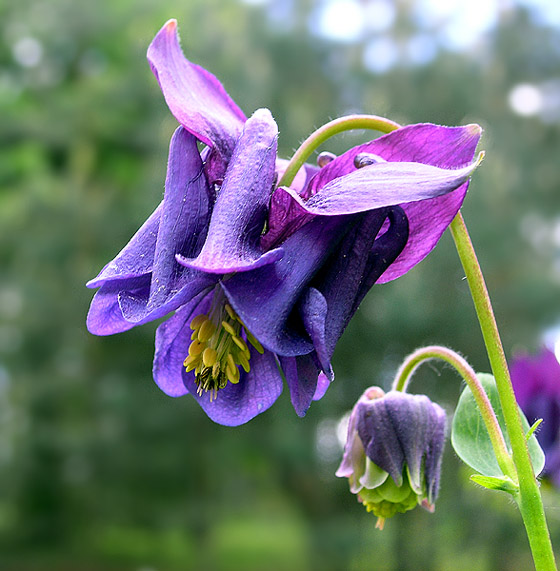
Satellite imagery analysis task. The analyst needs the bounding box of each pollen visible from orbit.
[184,294,264,400]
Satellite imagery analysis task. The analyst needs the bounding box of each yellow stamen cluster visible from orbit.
[183,303,264,400]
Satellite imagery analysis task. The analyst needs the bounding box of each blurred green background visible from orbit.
[1,0,560,569]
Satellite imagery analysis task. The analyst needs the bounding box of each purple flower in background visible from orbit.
[511,348,560,485]
[336,387,446,529]
[86,19,482,425]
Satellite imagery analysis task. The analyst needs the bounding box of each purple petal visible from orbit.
[154,291,283,426]
[87,126,218,334]
[221,215,353,357]
[357,392,446,494]
[279,353,322,417]
[186,349,283,426]
[280,156,482,217]
[376,187,465,283]
[298,288,332,378]
[352,207,409,306]
[261,161,319,250]
[306,123,482,193]
[153,290,213,396]
[307,210,397,359]
[285,209,406,363]
[148,126,212,307]
[313,372,331,401]
[86,276,150,335]
[303,123,482,283]
[147,19,246,166]
[261,186,314,251]
[357,398,405,486]
[179,109,283,274]
[86,203,162,289]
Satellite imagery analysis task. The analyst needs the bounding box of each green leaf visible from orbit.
[451,373,545,477]
[470,474,519,495]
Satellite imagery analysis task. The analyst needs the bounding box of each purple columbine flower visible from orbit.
[86,19,482,426]
[511,348,560,485]
[336,387,446,529]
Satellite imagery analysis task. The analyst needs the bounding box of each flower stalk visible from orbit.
[392,345,515,479]
[277,114,400,188]
[283,112,556,569]
[450,212,557,571]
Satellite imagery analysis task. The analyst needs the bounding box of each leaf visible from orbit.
[451,373,545,477]
[470,474,518,495]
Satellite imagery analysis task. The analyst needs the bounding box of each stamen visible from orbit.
[184,295,263,398]
[189,314,207,330]
[221,321,236,335]
[197,319,216,342]
[189,340,204,356]
[202,347,217,367]
[231,335,248,353]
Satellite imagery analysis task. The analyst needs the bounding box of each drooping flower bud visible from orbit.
[336,387,446,529]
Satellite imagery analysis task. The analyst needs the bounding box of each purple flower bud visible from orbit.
[336,387,446,529]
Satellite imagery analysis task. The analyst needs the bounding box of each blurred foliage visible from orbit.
[1,0,559,569]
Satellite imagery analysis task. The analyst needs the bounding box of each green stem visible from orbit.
[277,114,400,188]
[392,345,515,478]
[450,212,556,571]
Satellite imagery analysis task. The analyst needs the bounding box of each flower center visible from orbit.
[183,293,264,401]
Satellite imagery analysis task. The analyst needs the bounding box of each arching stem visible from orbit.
[392,345,515,478]
[277,114,400,188]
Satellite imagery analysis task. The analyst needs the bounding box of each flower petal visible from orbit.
[303,123,483,283]
[261,186,314,250]
[279,353,322,417]
[358,392,446,493]
[306,123,482,193]
[188,348,283,426]
[298,288,332,378]
[261,162,319,250]
[307,209,402,360]
[87,126,218,334]
[281,155,482,217]
[179,108,283,274]
[377,188,464,283]
[221,215,354,356]
[357,397,405,486]
[147,19,246,163]
[154,292,283,426]
[87,276,150,335]
[313,372,331,401]
[153,290,213,396]
[86,203,162,289]
[148,127,212,306]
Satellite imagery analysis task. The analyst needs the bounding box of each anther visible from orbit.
[353,152,386,169]
[237,352,250,373]
[225,304,237,320]
[189,314,207,330]
[202,347,218,368]
[226,362,240,384]
[221,321,236,336]
[317,151,337,168]
[188,340,204,356]
[197,319,216,342]
[245,330,264,354]
[232,335,248,353]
